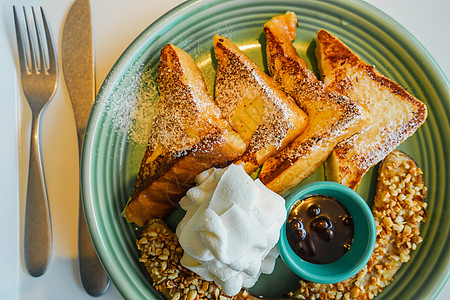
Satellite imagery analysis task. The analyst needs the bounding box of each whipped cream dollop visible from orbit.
[176,164,286,296]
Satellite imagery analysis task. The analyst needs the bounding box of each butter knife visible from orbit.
[61,0,110,296]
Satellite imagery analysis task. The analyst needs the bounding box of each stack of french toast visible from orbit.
[123,12,427,227]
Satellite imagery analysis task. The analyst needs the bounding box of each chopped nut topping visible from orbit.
[290,151,427,299]
[137,219,252,300]
[137,152,426,300]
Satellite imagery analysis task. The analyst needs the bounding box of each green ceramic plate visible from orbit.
[81,0,450,299]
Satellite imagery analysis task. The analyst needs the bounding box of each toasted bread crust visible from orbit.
[124,131,245,226]
[123,45,245,226]
[316,29,427,189]
[213,35,309,173]
[259,12,369,194]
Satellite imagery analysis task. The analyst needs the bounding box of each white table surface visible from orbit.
[0,0,448,299]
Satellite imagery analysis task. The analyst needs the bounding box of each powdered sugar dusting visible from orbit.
[107,64,159,146]
[214,36,298,153]
[148,44,226,153]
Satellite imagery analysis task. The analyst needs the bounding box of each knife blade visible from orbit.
[61,0,110,296]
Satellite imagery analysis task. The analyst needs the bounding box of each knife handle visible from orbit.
[23,112,52,277]
[77,130,110,296]
[78,191,110,296]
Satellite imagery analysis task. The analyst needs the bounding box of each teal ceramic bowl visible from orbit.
[81,0,449,299]
[278,182,376,283]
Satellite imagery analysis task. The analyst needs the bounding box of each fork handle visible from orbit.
[23,112,52,277]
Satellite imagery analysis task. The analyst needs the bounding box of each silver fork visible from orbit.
[13,6,57,277]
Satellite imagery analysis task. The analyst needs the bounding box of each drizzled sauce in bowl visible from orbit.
[286,195,354,264]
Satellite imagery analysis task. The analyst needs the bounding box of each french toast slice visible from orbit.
[123,44,246,226]
[315,29,428,189]
[213,34,309,174]
[258,12,369,194]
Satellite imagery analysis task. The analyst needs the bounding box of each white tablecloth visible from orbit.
[0,0,448,299]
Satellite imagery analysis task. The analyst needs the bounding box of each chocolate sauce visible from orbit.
[286,195,354,264]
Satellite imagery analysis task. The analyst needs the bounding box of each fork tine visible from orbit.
[22,7,38,73]
[13,6,28,74]
[31,7,45,73]
[40,7,56,75]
